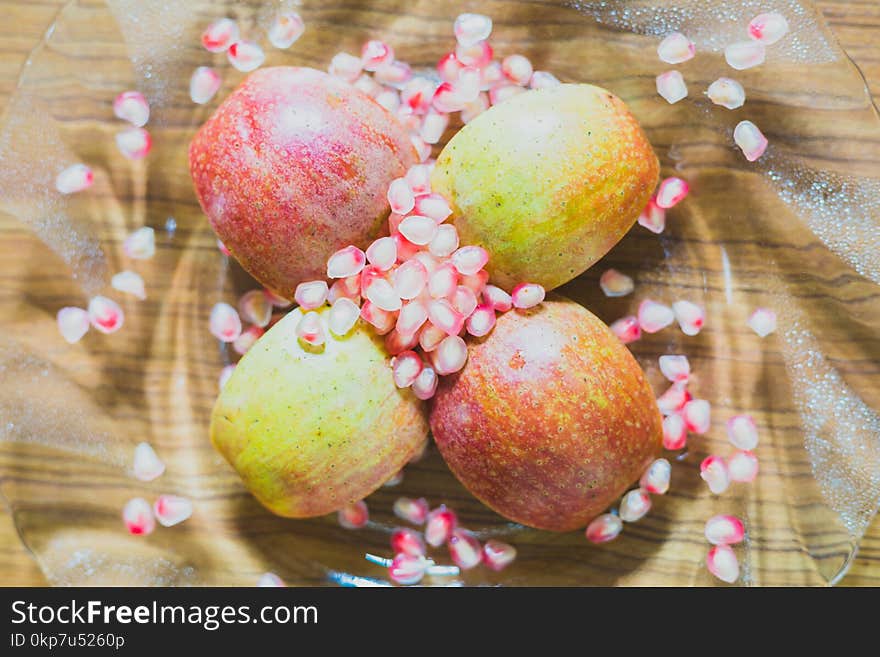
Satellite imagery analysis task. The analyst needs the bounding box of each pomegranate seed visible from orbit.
[700,456,730,495]
[393,497,429,525]
[749,12,789,45]
[202,18,238,53]
[264,289,292,309]
[268,12,304,49]
[723,415,758,452]
[662,412,688,450]
[437,52,464,83]
[387,177,415,215]
[328,52,362,82]
[728,450,759,483]
[657,32,695,64]
[432,82,466,113]
[428,224,460,258]
[452,286,478,318]
[391,527,426,557]
[190,66,222,105]
[511,283,545,309]
[428,299,465,335]
[360,301,396,335]
[55,163,94,194]
[656,177,689,208]
[294,281,329,310]
[610,316,641,344]
[489,82,526,105]
[296,311,325,346]
[132,441,164,482]
[414,194,452,224]
[327,245,367,279]
[456,40,493,68]
[384,470,404,487]
[405,164,432,195]
[433,335,468,374]
[257,572,285,587]
[502,55,533,86]
[707,77,745,110]
[724,41,765,70]
[656,70,688,104]
[218,364,235,390]
[123,226,155,260]
[586,513,623,543]
[389,554,427,585]
[638,299,675,333]
[411,135,432,162]
[467,304,496,337]
[480,61,504,90]
[111,270,146,301]
[153,494,193,527]
[399,215,437,246]
[672,300,705,336]
[682,398,711,434]
[706,545,739,583]
[236,290,272,327]
[412,365,438,400]
[705,515,745,545]
[393,260,429,300]
[419,323,447,352]
[375,60,413,86]
[113,91,149,127]
[123,498,155,535]
[599,268,634,297]
[57,307,90,344]
[455,66,482,103]
[659,354,690,383]
[657,382,692,416]
[454,13,492,47]
[734,120,768,162]
[88,296,124,334]
[482,540,516,571]
[233,325,264,354]
[425,505,458,546]
[529,70,561,89]
[361,40,394,71]
[354,74,383,98]
[366,278,402,312]
[366,237,398,271]
[115,127,151,160]
[420,110,449,145]
[448,528,483,570]
[227,41,265,72]
[385,328,419,356]
[338,500,369,529]
[747,307,776,337]
[401,77,437,115]
[638,196,666,233]
[461,92,490,123]
[392,350,423,388]
[328,276,361,304]
[619,489,652,522]
[396,300,428,334]
[640,458,671,494]
[483,284,512,312]
[375,89,402,114]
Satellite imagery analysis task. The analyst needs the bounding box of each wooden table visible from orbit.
[0,0,878,586]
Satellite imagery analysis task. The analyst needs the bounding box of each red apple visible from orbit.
[430,297,662,531]
[189,66,417,298]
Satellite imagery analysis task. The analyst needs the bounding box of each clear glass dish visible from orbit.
[1,0,878,586]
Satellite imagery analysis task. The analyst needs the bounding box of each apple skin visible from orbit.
[210,308,428,518]
[429,296,662,532]
[189,66,417,299]
[431,84,659,291]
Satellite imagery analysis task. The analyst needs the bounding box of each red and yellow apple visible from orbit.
[430,296,662,531]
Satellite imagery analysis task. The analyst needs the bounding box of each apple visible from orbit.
[210,307,428,518]
[429,296,662,531]
[190,66,417,299]
[431,84,658,291]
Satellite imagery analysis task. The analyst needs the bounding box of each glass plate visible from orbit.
[1,0,878,586]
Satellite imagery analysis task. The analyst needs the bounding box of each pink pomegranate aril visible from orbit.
[268,12,305,49]
[401,77,437,115]
[725,41,766,70]
[619,489,652,522]
[461,92,490,123]
[399,215,438,246]
[123,497,155,536]
[700,456,730,495]
[153,494,193,527]
[414,194,453,223]
[749,12,789,45]
[387,177,416,215]
[55,163,94,194]
[338,500,369,529]
[656,70,688,104]
[385,328,420,356]
[328,298,360,336]
[420,110,449,145]
[360,301,396,335]
[707,77,746,110]
[389,553,428,585]
[419,323,447,352]
[227,41,266,73]
[412,365,438,400]
[327,245,367,279]
[705,514,745,546]
[392,350,423,388]
[448,528,483,570]
[747,307,777,337]
[396,300,429,335]
[393,497,429,525]
[375,60,412,86]
[480,61,504,90]
[657,383,692,416]
[391,527,427,558]
[328,275,361,304]
[656,177,689,208]
[728,450,759,483]
[672,300,705,336]
[610,315,641,344]
[482,540,517,571]
[437,51,464,83]
[599,268,634,297]
[658,354,690,383]
[425,505,458,547]
[202,18,239,53]
[393,260,429,300]
[585,513,623,543]
[113,91,150,127]
[433,335,468,375]
[511,283,545,309]
[428,224,460,258]
[116,127,151,160]
[361,40,394,72]
[638,299,675,333]
[366,236,398,271]
[467,304,496,337]
[529,70,561,89]
[734,120,768,162]
[432,82,466,113]
[294,280,329,310]
[428,298,465,335]
[483,284,512,312]
[455,39,493,68]
[452,285,478,318]
[490,82,526,105]
[405,163,432,194]
[657,32,696,64]
[454,12,493,47]
[639,458,671,495]
[57,307,90,344]
[133,441,165,482]
[455,66,482,102]
[329,52,363,82]
[124,226,155,260]
[682,399,711,434]
[238,289,273,327]
[707,545,740,583]
[502,54,533,86]
[233,325,264,355]
[295,311,325,346]
[88,296,124,335]
[662,412,688,450]
[459,270,489,296]
[638,197,666,234]
[365,278,402,312]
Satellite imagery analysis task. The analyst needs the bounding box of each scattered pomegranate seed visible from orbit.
[55,163,94,194]
[227,41,265,73]
[419,324,446,352]
[428,264,459,300]
[425,505,458,547]
[734,120,768,162]
[393,261,429,301]
[637,196,666,233]
[391,527,427,557]
[482,284,512,312]
[399,215,438,246]
[389,553,428,585]
[113,91,150,127]
[294,281,329,310]
[461,91,490,123]
[190,66,222,104]
[511,283,545,309]
[233,325,263,354]
[375,60,412,86]
[489,82,526,105]
[394,497,429,525]
[456,40,493,68]
[502,54,533,86]
[455,66,482,102]
[480,61,504,90]
[452,286,478,317]
[706,545,739,583]
[123,498,155,536]
[659,354,690,383]
[467,304,496,337]
[640,458,671,494]
[448,528,483,570]
[360,301,396,334]
[599,268,634,297]
[586,513,623,543]
[454,13,492,47]
[638,299,675,333]
[433,335,468,375]
[116,127,151,160]
[387,177,416,215]
[420,110,449,145]
[88,296,124,334]
[133,441,165,482]
[724,41,765,70]
[153,494,193,527]
[111,271,146,300]
[386,328,419,355]
[361,40,394,72]
[432,82,467,113]
[662,412,688,450]
[728,450,759,483]
[482,540,517,571]
[338,500,369,529]
[296,311,326,346]
[218,364,235,390]
[682,399,711,434]
[377,88,402,113]
[610,316,641,344]
[328,52,363,82]
[672,300,705,336]
[412,366,439,400]
[529,71,561,89]
[123,226,155,260]
[328,276,360,304]
[396,301,429,335]
[619,489,652,522]
[747,307,776,337]
[707,77,745,110]
[365,236,397,271]
[437,52,464,83]
[414,194,452,224]
[656,177,689,208]
[657,32,695,64]
[700,456,730,495]
[727,414,759,450]
[202,18,239,53]
[705,515,745,545]
[427,299,464,336]
[234,290,270,328]
[656,70,688,104]
[57,307,90,344]
[257,572,286,587]
[268,12,304,49]
[428,224,460,258]
[366,278,403,312]
[392,351,423,388]
[401,77,437,114]
[657,382,691,416]
[748,12,789,44]
[327,245,367,279]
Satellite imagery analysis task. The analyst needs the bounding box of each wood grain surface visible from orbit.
[0,0,878,586]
